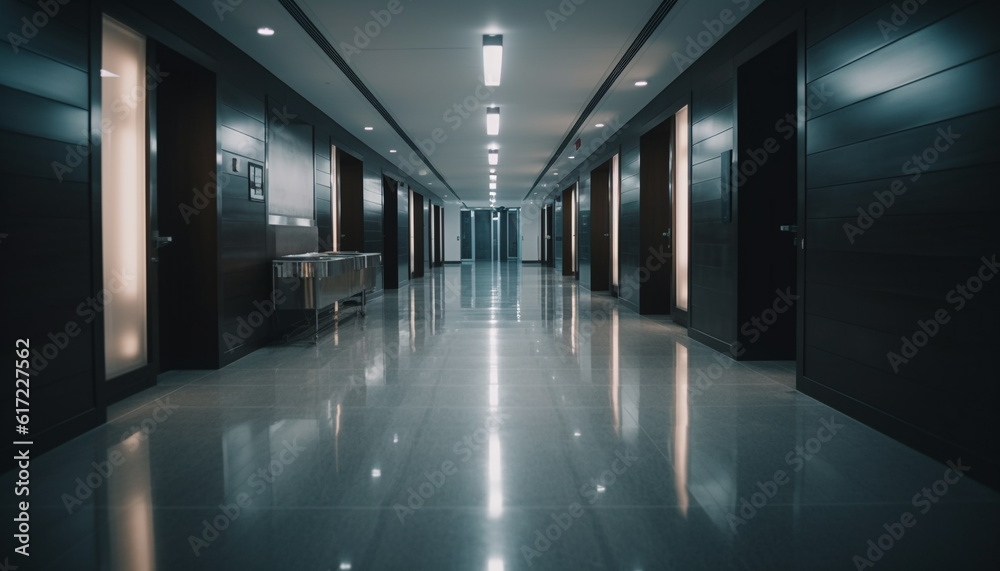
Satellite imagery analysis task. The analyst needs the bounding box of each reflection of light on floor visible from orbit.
[487,557,505,571]
[488,433,503,518]
[611,312,620,437]
[109,432,155,571]
[489,329,498,412]
[335,403,342,473]
[674,342,689,516]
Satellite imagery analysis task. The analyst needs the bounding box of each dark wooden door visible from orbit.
[591,161,611,291]
[639,117,674,314]
[736,33,798,359]
[412,191,424,278]
[337,150,364,251]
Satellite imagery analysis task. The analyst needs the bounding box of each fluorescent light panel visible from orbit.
[488,149,499,165]
[483,35,503,87]
[486,107,500,136]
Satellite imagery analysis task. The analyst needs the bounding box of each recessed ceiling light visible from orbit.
[489,191,496,196]
[490,168,496,175]
[486,107,500,136]
[489,182,497,190]
[595,123,605,128]
[490,174,497,182]
[389,149,397,153]
[364,126,374,131]
[488,149,499,165]
[568,156,575,159]
[257,27,275,36]
[483,35,503,87]
[634,80,648,87]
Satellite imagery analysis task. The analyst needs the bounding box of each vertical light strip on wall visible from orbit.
[330,145,338,251]
[571,189,577,273]
[674,106,690,311]
[611,154,620,290]
[101,16,147,379]
[409,189,415,276]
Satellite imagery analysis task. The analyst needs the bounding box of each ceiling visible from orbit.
[172,0,763,208]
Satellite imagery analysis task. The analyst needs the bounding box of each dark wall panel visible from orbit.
[802,0,1000,487]
[217,83,265,365]
[618,144,641,311]
[578,176,592,288]
[362,166,384,291]
[0,0,101,466]
[689,75,735,346]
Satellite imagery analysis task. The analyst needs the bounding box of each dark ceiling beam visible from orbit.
[277,0,460,203]
[524,0,680,201]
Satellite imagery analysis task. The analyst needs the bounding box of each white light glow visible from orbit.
[371,469,381,478]
[674,105,690,311]
[486,107,500,136]
[488,558,505,571]
[364,126,374,131]
[634,80,648,86]
[490,174,497,182]
[489,183,497,190]
[611,154,620,289]
[488,433,502,517]
[488,150,499,165]
[483,35,503,86]
[257,27,275,36]
[674,342,689,516]
[102,16,147,380]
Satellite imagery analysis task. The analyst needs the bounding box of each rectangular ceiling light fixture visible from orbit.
[488,149,499,165]
[489,174,497,182]
[486,106,500,136]
[489,182,497,190]
[483,35,503,87]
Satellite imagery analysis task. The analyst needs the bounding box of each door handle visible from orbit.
[779,225,799,246]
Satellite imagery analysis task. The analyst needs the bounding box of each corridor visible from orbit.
[9,263,1000,570]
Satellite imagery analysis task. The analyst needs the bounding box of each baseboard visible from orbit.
[799,375,1000,491]
[689,327,735,355]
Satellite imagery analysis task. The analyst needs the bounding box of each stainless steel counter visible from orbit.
[272,251,382,340]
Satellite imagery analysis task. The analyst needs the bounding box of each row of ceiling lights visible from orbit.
[484,35,502,204]
[257,24,650,204]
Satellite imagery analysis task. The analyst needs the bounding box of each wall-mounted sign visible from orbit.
[248,162,264,202]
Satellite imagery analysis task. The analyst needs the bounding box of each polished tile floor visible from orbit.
[6,263,1000,570]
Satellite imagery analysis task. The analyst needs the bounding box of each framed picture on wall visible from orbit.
[248,162,264,202]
